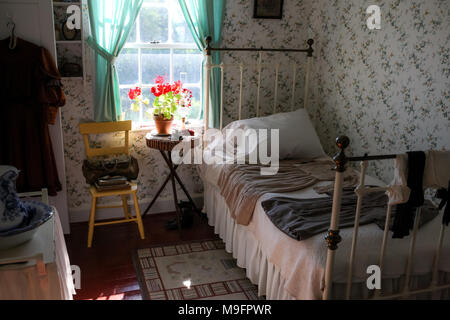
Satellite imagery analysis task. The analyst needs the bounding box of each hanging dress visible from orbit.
[0,38,66,196]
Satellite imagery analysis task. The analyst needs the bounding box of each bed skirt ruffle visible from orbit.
[204,182,450,300]
[205,183,295,300]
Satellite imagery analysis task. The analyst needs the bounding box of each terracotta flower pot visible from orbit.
[154,114,174,135]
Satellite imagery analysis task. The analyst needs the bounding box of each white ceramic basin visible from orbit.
[0,201,54,250]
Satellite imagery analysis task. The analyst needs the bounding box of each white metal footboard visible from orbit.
[323,136,450,300]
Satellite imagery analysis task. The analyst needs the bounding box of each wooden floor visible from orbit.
[64,212,218,300]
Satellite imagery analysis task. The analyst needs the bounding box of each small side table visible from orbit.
[143,133,201,230]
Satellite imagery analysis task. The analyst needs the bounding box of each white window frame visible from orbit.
[118,1,202,129]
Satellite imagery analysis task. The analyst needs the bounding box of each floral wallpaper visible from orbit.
[220,0,311,124]
[221,0,449,183]
[304,0,449,183]
[60,1,449,219]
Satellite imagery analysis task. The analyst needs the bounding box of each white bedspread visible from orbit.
[200,163,450,299]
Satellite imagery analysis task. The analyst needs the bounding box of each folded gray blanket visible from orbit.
[261,189,439,241]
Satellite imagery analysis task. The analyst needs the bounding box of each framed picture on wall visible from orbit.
[253,0,284,19]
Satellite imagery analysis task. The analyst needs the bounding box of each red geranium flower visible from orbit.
[128,87,142,100]
[149,75,192,119]
[154,75,165,84]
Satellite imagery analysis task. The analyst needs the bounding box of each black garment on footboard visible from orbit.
[437,181,450,226]
[261,189,439,241]
[392,151,426,238]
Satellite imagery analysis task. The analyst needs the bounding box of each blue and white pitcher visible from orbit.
[0,166,27,232]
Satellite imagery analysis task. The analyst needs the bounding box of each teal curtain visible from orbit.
[178,0,225,128]
[87,0,143,122]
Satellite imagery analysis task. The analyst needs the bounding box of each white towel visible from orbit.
[386,154,410,205]
[423,150,450,189]
[386,150,450,205]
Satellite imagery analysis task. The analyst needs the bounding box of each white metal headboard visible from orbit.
[203,37,314,130]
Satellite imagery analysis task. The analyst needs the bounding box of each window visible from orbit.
[116,0,202,126]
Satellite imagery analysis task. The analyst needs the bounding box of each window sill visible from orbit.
[131,119,204,132]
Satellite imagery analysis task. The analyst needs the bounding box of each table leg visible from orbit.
[167,151,182,231]
[159,151,202,216]
[142,164,179,217]
[173,172,201,215]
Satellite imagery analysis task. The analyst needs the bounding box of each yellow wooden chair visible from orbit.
[78,120,145,248]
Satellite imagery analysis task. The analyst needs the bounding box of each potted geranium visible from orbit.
[150,76,192,134]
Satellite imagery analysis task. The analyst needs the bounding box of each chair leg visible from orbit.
[87,196,97,248]
[121,195,130,219]
[132,192,145,240]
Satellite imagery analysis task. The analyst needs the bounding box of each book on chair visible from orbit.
[95,175,131,191]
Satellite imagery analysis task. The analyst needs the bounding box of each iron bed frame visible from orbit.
[326,136,449,299]
[202,37,449,300]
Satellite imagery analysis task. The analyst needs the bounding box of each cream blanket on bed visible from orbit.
[217,157,359,225]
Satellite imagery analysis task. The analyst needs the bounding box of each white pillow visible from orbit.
[222,108,325,160]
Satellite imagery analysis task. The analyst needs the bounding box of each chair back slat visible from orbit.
[78,121,132,159]
[79,121,131,134]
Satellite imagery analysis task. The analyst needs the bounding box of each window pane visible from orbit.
[140,6,168,43]
[171,5,194,43]
[173,49,202,84]
[116,49,138,85]
[183,87,201,120]
[142,49,170,84]
[120,88,140,123]
[119,0,202,122]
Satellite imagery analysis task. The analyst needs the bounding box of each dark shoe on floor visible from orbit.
[165,202,194,230]
[165,214,194,230]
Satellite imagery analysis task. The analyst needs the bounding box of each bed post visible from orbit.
[323,135,349,300]
[303,39,314,110]
[204,36,212,131]
[200,37,213,217]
